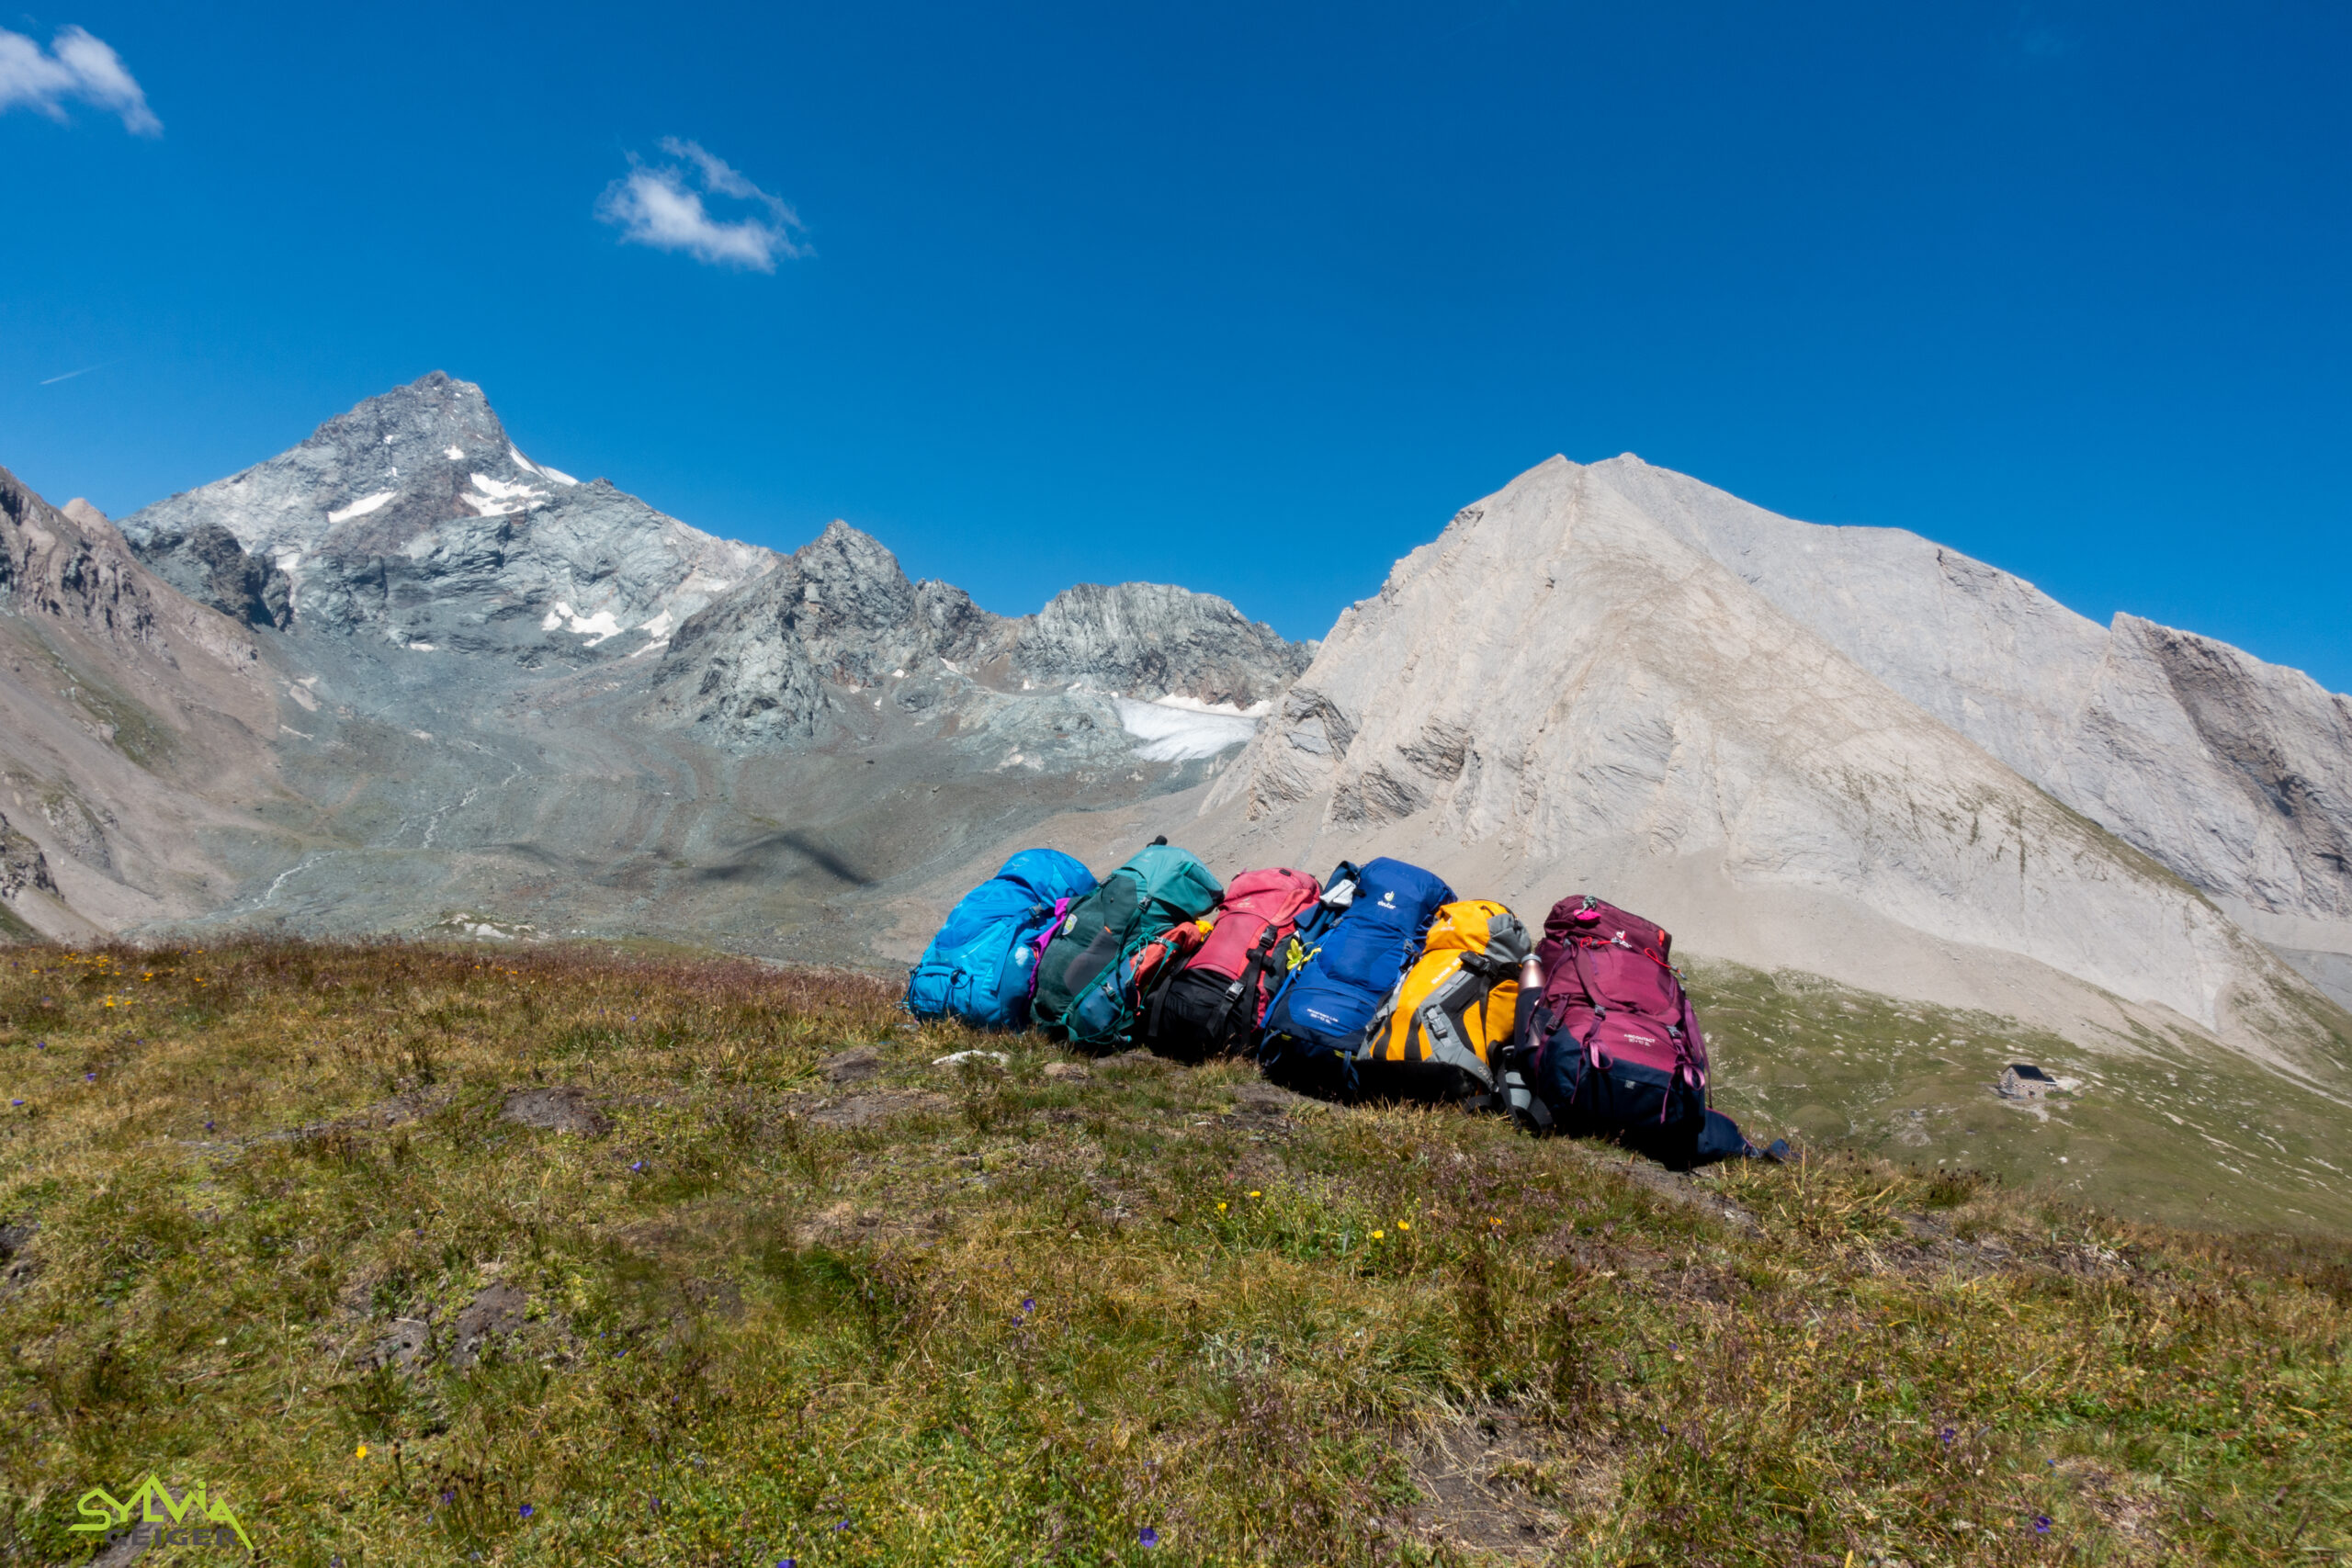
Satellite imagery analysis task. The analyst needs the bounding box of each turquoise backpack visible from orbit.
[1031,838,1224,1049]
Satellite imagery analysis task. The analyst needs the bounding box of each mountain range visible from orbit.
[3,374,2347,1225]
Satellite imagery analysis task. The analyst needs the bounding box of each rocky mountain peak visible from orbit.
[1209,452,2352,1053]
[119,374,775,654]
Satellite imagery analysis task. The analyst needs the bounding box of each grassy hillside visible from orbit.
[0,941,2346,1565]
[1690,959,2352,1237]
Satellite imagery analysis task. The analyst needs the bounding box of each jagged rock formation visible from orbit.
[1012,582,1310,709]
[1200,456,2350,1071]
[0,811,57,904]
[121,372,775,660]
[128,517,293,630]
[652,521,1311,742]
[0,465,288,939]
[653,521,997,739]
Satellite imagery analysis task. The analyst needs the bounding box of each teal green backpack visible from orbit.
[1031,839,1224,1049]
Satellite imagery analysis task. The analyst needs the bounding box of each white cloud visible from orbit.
[0,25,160,135]
[596,138,807,272]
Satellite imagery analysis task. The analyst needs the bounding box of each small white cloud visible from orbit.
[596,138,807,272]
[0,25,160,135]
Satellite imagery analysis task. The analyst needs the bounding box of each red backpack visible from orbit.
[1524,895,1713,1140]
[1140,867,1322,1062]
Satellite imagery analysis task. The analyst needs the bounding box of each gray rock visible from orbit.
[134,521,292,629]
[501,1086,609,1135]
[0,812,57,902]
[449,1281,528,1368]
[36,791,113,873]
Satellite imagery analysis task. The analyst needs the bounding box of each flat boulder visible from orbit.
[502,1086,609,1135]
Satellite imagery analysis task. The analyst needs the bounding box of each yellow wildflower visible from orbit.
[356,1442,368,1460]
[1371,1230,1385,1241]
[1396,1220,1410,1232]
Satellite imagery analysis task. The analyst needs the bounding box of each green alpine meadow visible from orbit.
[2,940,2346,1565]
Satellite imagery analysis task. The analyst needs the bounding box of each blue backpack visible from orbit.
[1259,857,1454,1085]
[905,849,1099,1030]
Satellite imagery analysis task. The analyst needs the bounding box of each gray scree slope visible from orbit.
[1581,456,2352,1004]
[28,374,1310,957]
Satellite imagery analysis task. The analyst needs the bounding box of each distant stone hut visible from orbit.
[1997,1063,2057,1100]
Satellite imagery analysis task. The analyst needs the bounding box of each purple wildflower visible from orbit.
[85,1072,96,1082]
[834,1518,850,1530]
[2033,1515,2052,1533]
[1022,1297,1035,1314]
[8,1100,20,1107]
[519,1504,534,1518]
[630,1160,645,1171]
[1939,1427,1957,1445]
[1140,1527,1161,1548]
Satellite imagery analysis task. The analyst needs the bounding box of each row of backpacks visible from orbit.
[904,840,1753,1168]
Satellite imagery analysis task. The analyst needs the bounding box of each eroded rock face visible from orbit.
[133,521,293,630]
[1587,456,2352,935]
[1011,582,1312,710]
[651,520,1312,743]
[1,467,163,648]
[120,371,776,658]
[0,811,58,902]
[1204,456,2331,1062]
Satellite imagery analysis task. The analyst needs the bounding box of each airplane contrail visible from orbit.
[39,359,125,386]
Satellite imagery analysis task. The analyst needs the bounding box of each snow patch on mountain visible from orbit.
[327,491,396,524]
[1114,696,1258,761]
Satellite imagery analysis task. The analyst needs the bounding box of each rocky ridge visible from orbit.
[0,467,288,939]
[122,371,777,662]
[653,522,1309,742]
[1579,457,2352,1003]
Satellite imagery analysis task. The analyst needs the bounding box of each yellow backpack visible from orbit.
[1361,900,1533,1093]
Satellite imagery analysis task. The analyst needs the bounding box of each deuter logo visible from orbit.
[1377,890,1396,908]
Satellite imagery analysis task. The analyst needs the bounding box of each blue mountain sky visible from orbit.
[3,1,2346,689]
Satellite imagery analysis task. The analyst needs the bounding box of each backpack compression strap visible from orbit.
[1216,926,1282,1053]
[1024,898,1075,1002]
